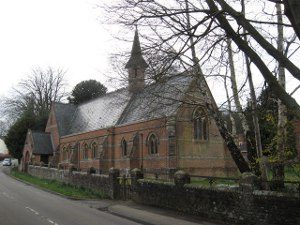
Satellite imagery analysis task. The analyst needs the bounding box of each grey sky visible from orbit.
[0,0,126,98]
[0,0,298,107]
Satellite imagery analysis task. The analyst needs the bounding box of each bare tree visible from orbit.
[102,0,300,113]
[1,67,67,120]
[101,0,300,175]
[0,121,8,137]
[271,0,300,40]
[273,2,287,187]
[226,38,249,135]
[239,0,268,183]
[224,75,236,135]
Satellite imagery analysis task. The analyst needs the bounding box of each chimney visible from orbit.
[125,30,148,93]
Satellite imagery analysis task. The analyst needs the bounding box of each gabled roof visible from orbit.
[53,102,76,136]
[117,74,193,125]
[53,74,194,137]
[31,131,53,155]
[67,88,132,135]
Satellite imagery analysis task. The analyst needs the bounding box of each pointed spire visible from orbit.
[125,29,148,69]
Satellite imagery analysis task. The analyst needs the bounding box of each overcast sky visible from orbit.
[0,0,129,99]
[0,0,298,107]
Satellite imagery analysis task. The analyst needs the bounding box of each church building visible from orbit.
[21,31,237,176]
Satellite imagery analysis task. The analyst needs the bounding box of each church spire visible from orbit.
[125,29,148,69]
[126,30,148,93]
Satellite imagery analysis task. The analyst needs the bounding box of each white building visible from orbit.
[0,138,8,154]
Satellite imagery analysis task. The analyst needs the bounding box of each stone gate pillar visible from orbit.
[109,167,120,199]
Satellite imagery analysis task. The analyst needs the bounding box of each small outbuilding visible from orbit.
[21,130,53,171]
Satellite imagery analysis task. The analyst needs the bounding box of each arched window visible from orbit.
[67,145,72,160]
[193,108,209,140]
[148,133,158,154]
[83,143,89,159]
[121,138,127,157]
[91,142,98,159]
[66,148,69,161]
[62,147,67,161]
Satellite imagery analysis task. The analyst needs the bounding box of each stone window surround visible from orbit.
[91,142,98,159]
[193,107,209,141]
[62,146,68,161]
[82,143,89,160]
[147,132,159,155]
[121,138,128,157]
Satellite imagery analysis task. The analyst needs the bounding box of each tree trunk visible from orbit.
[284,0,300,41]
[185,0,250,173]
[224,75,236,135]
[206,0,300,119]
[273,2,287,189]
[226,38,249,135]
[240,0,268,184]
[226,37,249,161]
[216,0,300,82]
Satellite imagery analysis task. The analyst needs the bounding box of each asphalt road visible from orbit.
[0,168,140,225]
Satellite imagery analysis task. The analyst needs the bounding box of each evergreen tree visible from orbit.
[69,80,107,104]
[4,109,46,161]
[245,86,297,174]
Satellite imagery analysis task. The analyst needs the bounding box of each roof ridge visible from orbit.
[76,87,127,107]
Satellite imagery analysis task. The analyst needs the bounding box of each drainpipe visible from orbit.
[77,144,80,171]
[140,133,143,171]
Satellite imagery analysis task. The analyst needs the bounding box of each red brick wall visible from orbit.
[45,105,60,151]
[21,130,53,170]
[22,131,34,170]
[176,104,237,176]
[58,109,237,176]
[59,118,170,173]
[113,118,169,172]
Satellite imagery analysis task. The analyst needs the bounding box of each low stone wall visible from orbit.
[27,166,300,225]
[131,178,300,225]
[28,165,117,198]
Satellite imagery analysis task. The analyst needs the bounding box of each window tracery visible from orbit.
[193,108,209,141]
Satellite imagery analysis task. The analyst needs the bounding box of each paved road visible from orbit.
[0,169,140,225]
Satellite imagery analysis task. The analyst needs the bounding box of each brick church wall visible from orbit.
[45,106,60,150]
[59,118,171,174]
[176,104,238,176]
[113,118,168,170]
[57,105,238,176]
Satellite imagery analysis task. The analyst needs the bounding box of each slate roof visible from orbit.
[67,88,132,135]
[31,131,53,155]
[117,74,193,125]
[54,103,76,136]
[125,30,148,69]
[54,74,193,137]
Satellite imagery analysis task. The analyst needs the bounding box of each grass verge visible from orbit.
[11,170,107,199]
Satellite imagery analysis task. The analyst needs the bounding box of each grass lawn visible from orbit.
[10,170,107,199]
[264,165,300,182]
[190,165,300,190]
